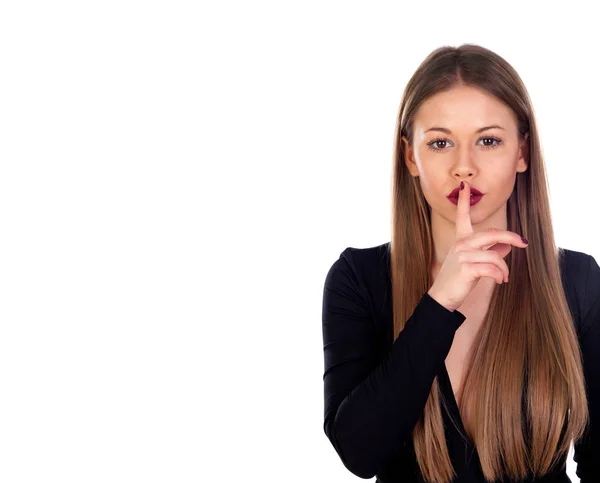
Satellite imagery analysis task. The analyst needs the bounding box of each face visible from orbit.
[402,84,528,226]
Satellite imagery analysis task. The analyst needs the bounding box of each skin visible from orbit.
[402,84,529,281]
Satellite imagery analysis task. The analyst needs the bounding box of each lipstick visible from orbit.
[447,185,484,206]
[447,194,483,206]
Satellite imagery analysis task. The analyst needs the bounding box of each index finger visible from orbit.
[455,180,473,240]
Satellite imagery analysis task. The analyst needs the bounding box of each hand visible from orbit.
[427,180,529,312]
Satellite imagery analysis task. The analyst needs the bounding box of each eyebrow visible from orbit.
[424,125,505,134]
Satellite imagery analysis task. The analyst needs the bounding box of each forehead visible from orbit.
[414,85,517,132]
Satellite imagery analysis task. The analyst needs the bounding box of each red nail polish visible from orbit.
[460,181,464,190]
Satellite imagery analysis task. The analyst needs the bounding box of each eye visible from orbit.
[426,136,503,152]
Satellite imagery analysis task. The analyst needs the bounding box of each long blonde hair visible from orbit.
[390,44,589,482]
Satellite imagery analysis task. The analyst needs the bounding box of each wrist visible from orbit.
[427,289,458,312]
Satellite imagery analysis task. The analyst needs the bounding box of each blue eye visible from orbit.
[426,136,503,152]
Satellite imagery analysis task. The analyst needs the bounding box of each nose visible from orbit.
[451,148,478,178]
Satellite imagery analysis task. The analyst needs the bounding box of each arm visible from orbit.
[321,249,466,479]
[574,254,600,481]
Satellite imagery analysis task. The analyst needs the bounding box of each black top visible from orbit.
[321,242,600,482]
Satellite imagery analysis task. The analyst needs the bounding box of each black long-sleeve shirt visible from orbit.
[321,242,600,482]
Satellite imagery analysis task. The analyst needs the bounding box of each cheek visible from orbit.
[417,170,446,199]
[485,171,518,202]
[490,167,518,188]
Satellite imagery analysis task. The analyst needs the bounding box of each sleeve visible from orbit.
[574,254,600,481]
[321,249,467,479]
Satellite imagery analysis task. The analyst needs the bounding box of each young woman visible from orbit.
[321,44,599,483]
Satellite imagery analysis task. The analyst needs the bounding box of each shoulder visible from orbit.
[325,242,391,318]
[331,242,390,285]
[337,242,390,270]
[559,247,600,336]
[558,247,594,275]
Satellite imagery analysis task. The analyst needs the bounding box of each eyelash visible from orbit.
[426,136,503,152]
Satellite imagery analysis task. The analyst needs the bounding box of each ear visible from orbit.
[516,132,529,173]
[401,136,419,177]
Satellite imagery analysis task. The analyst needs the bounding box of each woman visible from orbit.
[321,44,600,482]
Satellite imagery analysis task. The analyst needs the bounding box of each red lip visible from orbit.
[447,185,483,197]
[447,194,483,206]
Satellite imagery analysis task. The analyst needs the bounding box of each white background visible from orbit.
[1,1,598,482]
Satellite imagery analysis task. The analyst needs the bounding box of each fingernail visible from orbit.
[521,237,529,245]
[460,181,464,190]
